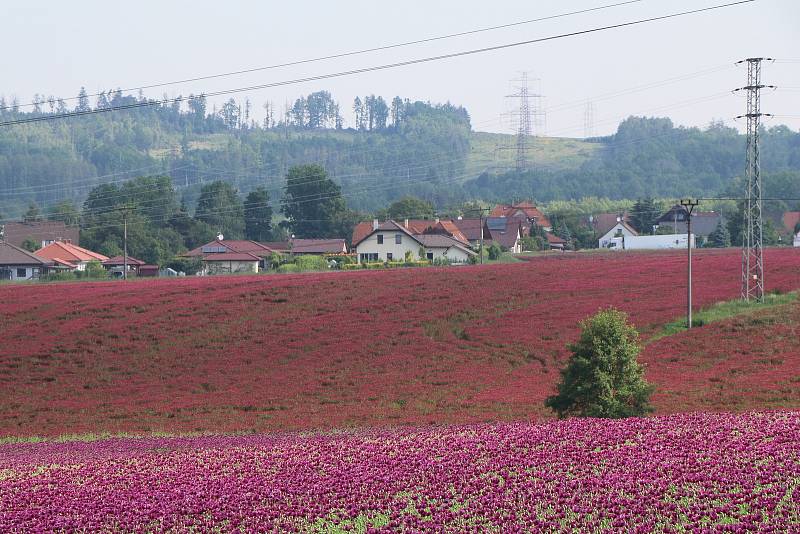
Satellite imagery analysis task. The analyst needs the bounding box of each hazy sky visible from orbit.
[2,0,798,137]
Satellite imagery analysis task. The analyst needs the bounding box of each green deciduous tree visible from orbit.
[195,181,245,239]
[545,308,654,419]
[244,187,273,241]
[47,200,80,226]
[382,196,435,220]
[281,165,353,238]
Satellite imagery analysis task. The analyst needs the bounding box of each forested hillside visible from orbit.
[1,89,799,219]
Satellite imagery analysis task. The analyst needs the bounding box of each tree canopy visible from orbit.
[545,308,654,419]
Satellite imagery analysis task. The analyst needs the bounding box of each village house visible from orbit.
[657,205,723,240]
[0,220,79,249]
[782,211,800,247]
[597,218,639,249]
[0,242,51,281]
[185,239,279,271]
[34,241,108,271]
[351,220,476,263]
[490,201,552,232]
[485,217,524,253]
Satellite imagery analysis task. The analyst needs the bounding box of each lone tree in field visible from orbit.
[545,308,653,419]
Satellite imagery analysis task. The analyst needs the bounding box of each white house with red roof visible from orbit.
[351,220,476,264]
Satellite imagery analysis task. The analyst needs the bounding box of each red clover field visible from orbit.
[1,248,799,530]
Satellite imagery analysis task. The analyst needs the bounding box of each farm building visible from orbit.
[0,242,50,281]
[101,256,158,277]
[34,241,108,271]
[0,221,79,249]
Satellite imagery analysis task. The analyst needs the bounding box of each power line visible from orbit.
[1,0,649,112]
[0,0,756,128]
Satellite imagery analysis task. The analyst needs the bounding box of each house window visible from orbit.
[395,234,402,244]
[387,253,393,261]
[359,253,379,262]
[426,252,434,260]
[16,268,26,278]
[377,234,384,244]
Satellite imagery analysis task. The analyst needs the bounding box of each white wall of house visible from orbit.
[599,223,637,248]
[424,246,474,263]
[355,231,421,262]
[202,260,259,275]
[0,265,40,281]
[794,232,800,247]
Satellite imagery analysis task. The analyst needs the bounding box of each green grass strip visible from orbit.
[651,290,798,342]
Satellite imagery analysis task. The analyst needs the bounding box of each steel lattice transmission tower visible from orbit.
[505,73,544,172]
[734,57,774,301]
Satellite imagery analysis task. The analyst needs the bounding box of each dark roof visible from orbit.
[290,238,347,254]
[658,210,723,236]
[488,218,522,250]
[0,221,79,248]
[591,213,630,236]
[185,240,277,257]
[102,255,146,266]
[0,242,50,266]
[452,218,487,241]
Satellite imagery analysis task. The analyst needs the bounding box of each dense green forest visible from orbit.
[1,89,798,221]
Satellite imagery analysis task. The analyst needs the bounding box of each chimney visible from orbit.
[434,217,440,223]
[373,219,379,230]
[404,219,409,229]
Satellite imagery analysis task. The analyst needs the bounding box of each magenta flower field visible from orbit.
[1,411,798,532]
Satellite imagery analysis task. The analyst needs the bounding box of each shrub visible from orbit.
[545,308,654,419]
[487,243,503,261]
[294,255,328,272]
[276,264,300,274]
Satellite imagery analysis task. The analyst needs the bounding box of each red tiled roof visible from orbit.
[782,211,800,234]
[546,233,566,244]
[102,255,146,266]
[35,241,108,263]
[490,202,551,228]
[50,257,78,269]
[290,238,347,254]
[351,222,374,246]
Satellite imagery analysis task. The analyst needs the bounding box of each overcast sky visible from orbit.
[2,0,798,137]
